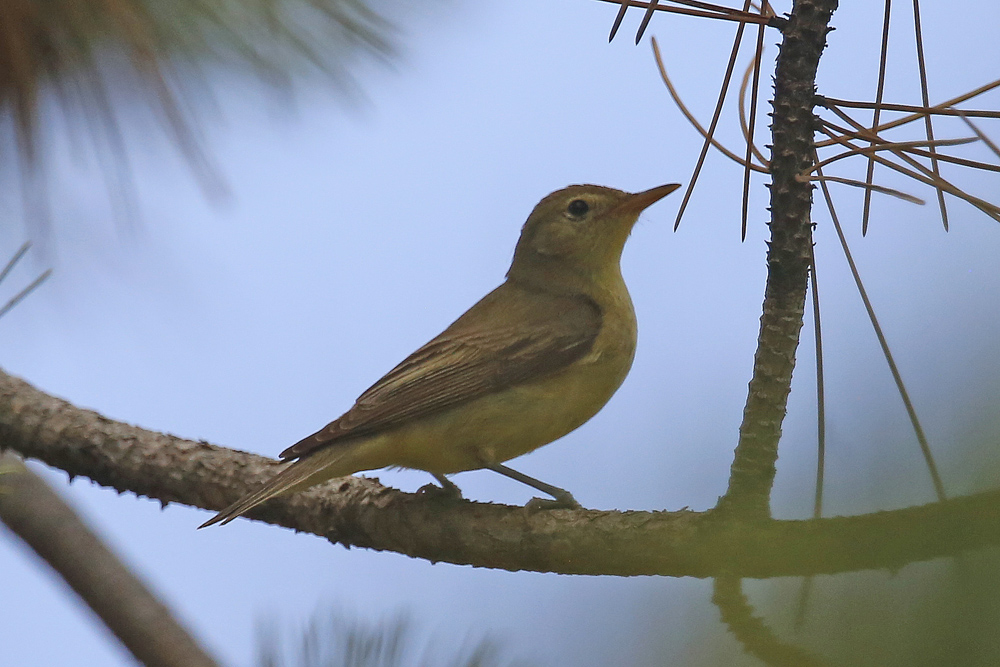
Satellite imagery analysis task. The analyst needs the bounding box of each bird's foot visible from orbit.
[524,492,583,511]
[417,473,464,500]
[481,462,583,510]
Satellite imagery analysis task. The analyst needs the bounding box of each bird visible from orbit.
[200,182,680,527]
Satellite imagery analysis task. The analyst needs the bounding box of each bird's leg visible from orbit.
[417,473,463,500]
[482,462,582,510]
[432,473,462,497]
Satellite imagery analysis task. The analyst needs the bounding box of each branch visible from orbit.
[1,367,997,579]
[0,454,219,667]
[713,576,827,666]
[717,0,839,519]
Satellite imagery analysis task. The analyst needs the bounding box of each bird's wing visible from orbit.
[280,284,602,460]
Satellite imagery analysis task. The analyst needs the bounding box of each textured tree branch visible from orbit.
[1,366,996,578]
[0,453,219,667]
[718,0,840,520]
[713,4,841,663]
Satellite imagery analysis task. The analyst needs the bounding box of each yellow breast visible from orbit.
[380,277,638,474]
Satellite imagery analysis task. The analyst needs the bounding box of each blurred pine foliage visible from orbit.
[0,0,394,162]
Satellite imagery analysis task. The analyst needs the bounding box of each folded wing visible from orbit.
[280,284,602,461]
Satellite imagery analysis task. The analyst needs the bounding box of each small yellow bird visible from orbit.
[200,182,679,527]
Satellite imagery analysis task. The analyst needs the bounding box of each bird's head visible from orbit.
[507,183,680,290]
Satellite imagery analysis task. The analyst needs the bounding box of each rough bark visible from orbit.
[718,0,840,520]
[1,367,995,578]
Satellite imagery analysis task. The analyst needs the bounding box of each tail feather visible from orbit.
[198,449,345,528]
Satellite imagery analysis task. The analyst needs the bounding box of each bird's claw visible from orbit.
[417,481,463,501]
[524,494,583,511]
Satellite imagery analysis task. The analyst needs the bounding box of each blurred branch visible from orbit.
[0,0,395,228]
[2,366,999,579]
[256,609,516,667]
[712,576,826,666]
[0,453,220,667]
[1,0,393,155]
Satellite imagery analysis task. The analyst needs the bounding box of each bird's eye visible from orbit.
[567,199,590,217]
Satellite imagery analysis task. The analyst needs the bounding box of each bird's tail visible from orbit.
[198,447,350,528]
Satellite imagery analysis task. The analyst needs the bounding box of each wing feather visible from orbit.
[280,284,601,460]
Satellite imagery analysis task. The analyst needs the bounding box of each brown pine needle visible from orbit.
[804,136,979,177]
[814,79,1000,153]
[911,0,948,230]
[957,112,1000,161]
[673,0,754,231]
[821,105,1000,214]
[741,1,768,241]
[649,4,762,23]
[635,0,660,43]
[808,241,826,522]
[814,154,947,503]
[598,0,775,30]
[0,242,53,321]
[808,175,925,205]
[872,78,1000,133]
[863,0,893,237]
[818,118,979,153]
[899,146,1000,174]
[652,38,768,172]
[819,97,1000,120]
[819,124,1000,223]
[738,56,771,166]
[609,1,631,41]
[793,236,827,631]
[820,112,1000,221]
[667,0,759,16]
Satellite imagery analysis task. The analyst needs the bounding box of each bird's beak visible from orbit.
[611,183,682,217]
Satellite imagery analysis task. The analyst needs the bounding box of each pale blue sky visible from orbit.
[1,2,999,665]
